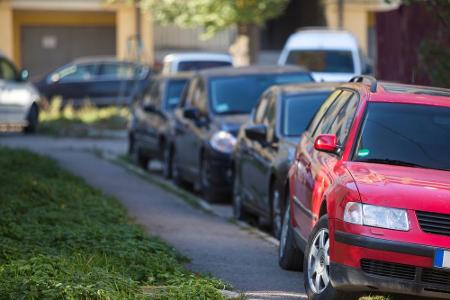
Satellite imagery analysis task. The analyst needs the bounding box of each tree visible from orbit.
[138,0,290,65]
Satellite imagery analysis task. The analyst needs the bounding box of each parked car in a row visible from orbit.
[0,53,41,133]
[35,57,152,106]
[279,77,450,300]
[278,28,372,82]
[169,66,313,202]
[161,53,233,75]
[233,82,340,237]
[129,73,191,174]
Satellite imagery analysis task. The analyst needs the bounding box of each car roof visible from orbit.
[163,52,232,63]
[72,56,143,65]
[285,28,359,51]
[276,82,342,96]
[154,72,193,81]
[339,79,450,107]
[197,65,309,78]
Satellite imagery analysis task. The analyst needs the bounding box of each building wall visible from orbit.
[0,0,155,69]
[376,3,448,87]
[13,10,116,67]
[324,0,399,57]
[0,1,14,59]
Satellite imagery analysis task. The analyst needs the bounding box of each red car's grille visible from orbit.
[416,211,450,237]
[361,259,450,294]
[360,259,416,280]
[422,268,450,286]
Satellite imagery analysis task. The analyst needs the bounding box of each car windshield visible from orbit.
[209,73,313,115]
[178,61,231,72]
[354,102,450,171]
[165,79,189,110]
[282,92,331,136]
[286,50,354,73]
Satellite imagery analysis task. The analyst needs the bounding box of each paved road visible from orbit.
[0,134,306,299]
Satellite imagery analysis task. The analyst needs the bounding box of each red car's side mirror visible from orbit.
[314,134,338,153]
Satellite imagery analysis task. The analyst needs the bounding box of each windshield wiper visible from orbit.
[359,158,427,168]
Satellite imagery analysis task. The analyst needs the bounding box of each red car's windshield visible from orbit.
[354,102,450,171]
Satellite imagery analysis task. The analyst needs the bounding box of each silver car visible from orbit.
[0,54,41,133]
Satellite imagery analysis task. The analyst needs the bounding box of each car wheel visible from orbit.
[232,174,247,221]
[304,215,356,300]
[131,140,149,169]
[278,201,303,270]
[271,186,283,238]
[162,144,173,179]
[24,104,39,134]
[199,156,221,203]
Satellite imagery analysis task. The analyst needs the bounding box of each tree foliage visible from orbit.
[139,0,290,38]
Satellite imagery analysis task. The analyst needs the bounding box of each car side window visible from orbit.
[307,90,341,136]
[57,64,96,82]
[254,92,270,124]
[142,79,159,107]
[98,63,135,80]
[184,77,199,108]
[313,90,352,137]
[0,58,18,81]
[264,92,277,142]
[192,79,207,113]
[327,92,359,146]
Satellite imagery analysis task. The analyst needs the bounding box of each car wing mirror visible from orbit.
[183,107,199,120]
[245,124,267,143]
[50,73,60,83]
[143,104,156,113]
[314,134,338,153]
[19,69,29,82]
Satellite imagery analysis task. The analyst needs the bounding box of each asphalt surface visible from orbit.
[0,134,306,300]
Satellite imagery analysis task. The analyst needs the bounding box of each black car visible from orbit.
[128,73,191,175]
[35,57,152,106]
[168,66,313,202]
[232,83,339,237]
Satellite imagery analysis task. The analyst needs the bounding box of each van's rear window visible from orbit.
[286,50,354,73]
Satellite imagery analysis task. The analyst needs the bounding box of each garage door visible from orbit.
[22,26,116,79]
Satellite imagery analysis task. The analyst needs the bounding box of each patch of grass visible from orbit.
[0,147,229,299]
[38,98,129,138]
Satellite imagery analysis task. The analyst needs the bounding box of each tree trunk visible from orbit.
[229,23,260,66]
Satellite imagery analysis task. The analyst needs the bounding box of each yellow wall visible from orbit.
[325,3,369,54]
[115,5,154,64]
[12,10,115,67]
[0,1,14,59]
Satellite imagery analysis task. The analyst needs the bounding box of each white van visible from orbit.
[161,53,233,75]
[278,29,370,82]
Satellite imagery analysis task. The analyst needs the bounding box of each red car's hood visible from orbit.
[345,162,450,214]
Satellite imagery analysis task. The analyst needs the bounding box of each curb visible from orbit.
[105,153,280,249]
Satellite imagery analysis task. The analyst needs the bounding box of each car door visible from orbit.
[185,78,209,177]
[93,62,139,105]
[293,89,344,239]
[139,79,163,154]
[252,92,279,214]
[239,92,270,209]
[173,77,198,178]
[0,58,23,117]
[50,63,97,102]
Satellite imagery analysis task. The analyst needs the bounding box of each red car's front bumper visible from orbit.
[329,218,450,298]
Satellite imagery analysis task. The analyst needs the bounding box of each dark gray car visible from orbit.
[169,66,314,203]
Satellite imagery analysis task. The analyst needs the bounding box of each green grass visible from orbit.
[0,147,230,299]
[38,98,129,137]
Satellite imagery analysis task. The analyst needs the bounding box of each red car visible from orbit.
[279,76,450,300]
